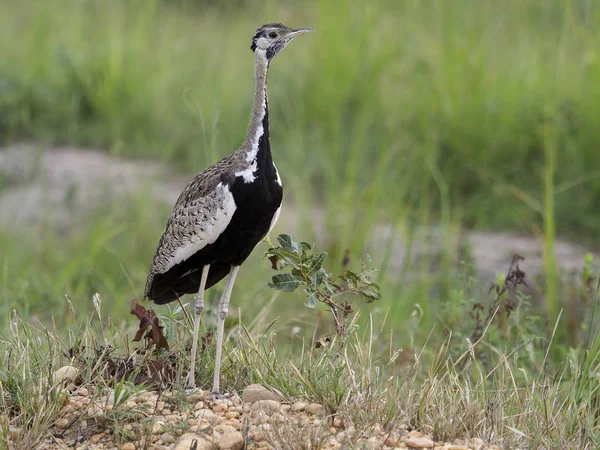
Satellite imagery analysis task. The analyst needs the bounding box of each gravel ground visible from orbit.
[13,373,502,450]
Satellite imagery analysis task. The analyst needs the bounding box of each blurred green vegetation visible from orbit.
[2,0,600,236]
[0,0,599,363]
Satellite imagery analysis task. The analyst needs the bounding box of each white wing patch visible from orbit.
[235,160,258,183]
[160,183,237,272]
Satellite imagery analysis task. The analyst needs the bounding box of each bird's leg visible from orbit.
[212,265,240,396]
[186,264,210,392]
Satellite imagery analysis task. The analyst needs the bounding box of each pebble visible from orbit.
[252,399,281,413]
[195,409,216,420]
[121,443,136,450]
[225,411,240,419]
[53,366,80,386]
[151,421,164,434]
[160,433,175,444]
[384,431,400,447]
[194,401,205,410]
[55,418,70,429]
[241,384,283,403]
[405,435,435,448]
[305,403,323,415]
[214,402,228,413]
[217,431,244,450]
[291,402,307,412]
[174,433,213,450]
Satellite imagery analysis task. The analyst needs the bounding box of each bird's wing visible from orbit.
[148,168,237,278]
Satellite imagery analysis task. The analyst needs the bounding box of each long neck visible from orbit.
[242,49,270,161]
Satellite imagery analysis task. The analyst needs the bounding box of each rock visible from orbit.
[89,432,105,443]
[174,433,213,450]
[53,366,80,386]
[405,435,435,448]
[194,401,205,410]
[214,402,228,413]
[225,411,240,419]
[242,384,283,403]
[470,437,485,450]
[305,403,323,415]
[447,446,470,450]
[195,409,217,420]
[218,431,244,450]
[55,418,70,429]
[121,444,136,450]
[252,411,270,425]
[213,424,237,437]
[186,391,205,404]
[384,431,400,447]
[252,400,281,413]
[160,433,175,445]
[151,421,164,434]
[290,402,307,412]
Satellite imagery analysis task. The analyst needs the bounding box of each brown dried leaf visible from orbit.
[130,299,169,351]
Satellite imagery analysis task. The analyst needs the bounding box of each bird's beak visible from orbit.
[287,28,314,39]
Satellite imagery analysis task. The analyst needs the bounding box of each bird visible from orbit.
[144,23,313,396]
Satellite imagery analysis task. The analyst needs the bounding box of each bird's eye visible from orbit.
[268,31,278,38]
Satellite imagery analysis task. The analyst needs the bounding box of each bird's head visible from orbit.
[251,23,313,60]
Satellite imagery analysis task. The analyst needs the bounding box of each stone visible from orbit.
[241,384,283,403]
[406,435,435,448]
[225,411,240,419]
[214,402,228,413]
[447,446,470,450]
[174,433,213,450]
[121,444,136,450]
[151,421,164,434]
[470,437,485,450]
[213,424,237,437]
[290,402,307,412]
[218,431,244,450]
[89,432,105,443]
[186,391,205,404]
[53,366,80,386]
[194,401,205,410]
[384,431,400,447]
[160,433,175,445]
[252,400,281,413]
[55,418,70,429]
[305,403,323,415]
[195,409,217,420]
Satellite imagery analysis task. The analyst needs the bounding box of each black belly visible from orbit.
[150,173,283,304]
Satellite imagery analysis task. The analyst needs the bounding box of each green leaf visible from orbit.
[304,252,327,275]
[278,234,303,256]
[300,242,312,252]
[309,267,326,287]
[359,283,381,302]
[305,292,318,308]
[268,274,302,292]
[277,234,294,250]
[342,270,360,289]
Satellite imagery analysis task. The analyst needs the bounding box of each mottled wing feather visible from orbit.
[144,163,237,298]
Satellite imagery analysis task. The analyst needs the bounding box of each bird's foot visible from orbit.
[212,391,237,401]
[185,384,201,395]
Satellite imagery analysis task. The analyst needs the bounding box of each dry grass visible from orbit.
[1,292,599,449]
